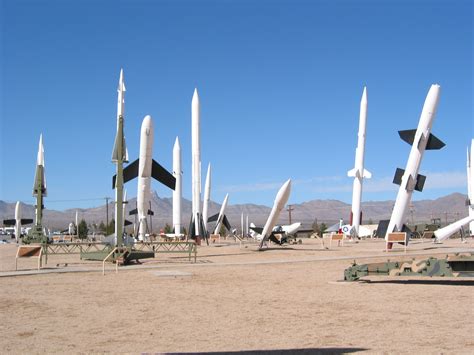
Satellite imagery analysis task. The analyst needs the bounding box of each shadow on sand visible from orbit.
[361,279,474,286]
[167,348,367,355]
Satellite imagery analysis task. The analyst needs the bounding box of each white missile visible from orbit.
[14,202,21,242]
[386,84,445,243]
[467,140,474,235]
[434,215,474,242]
[173,137,182,235]
[202,163,211,225]
[259,179,292,249]
[348,87,371,237]
[213,193,229,235]
[75,210,79,236]
[191,88,203,237]
[136,116,154,240]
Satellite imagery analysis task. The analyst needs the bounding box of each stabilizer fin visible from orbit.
[207,213,219,222]
[129,208,138,215]
[151,160,176,190]
[112,158,139,188]
[426,133,445,150]
[347,168,357,178]
[3,219,15,226]
[20,219,33,225]
[398,129,416,145]
[393,168,404,185]
[147,209,154,216]
[223,215,231,231]
[363,169,372,179]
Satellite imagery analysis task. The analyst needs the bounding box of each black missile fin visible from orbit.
[2,219,15,226]
[129,208,138,215]
[426,133,445,150]
[112,158,139,188]
[20,219,33,225]
[151,160,176,190]
[223,215,231,231]
[207,213,219,222]
[249,225,264,234]
[124,219,133,226]
[147,209,154,216]
[398,129,416,145]
[393,168,404,185]
[414,174,426,192]
[188,214,195,239]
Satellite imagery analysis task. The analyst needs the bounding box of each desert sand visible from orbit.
[0,237,473,354]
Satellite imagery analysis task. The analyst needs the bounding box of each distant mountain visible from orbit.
[0,192,468,232]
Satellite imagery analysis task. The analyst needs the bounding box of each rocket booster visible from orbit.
[213,193,229,235]
[33,134,47,228]
[348,87,371,236]
[191,88,202,236]
[434,215,474,242]
[259,179,292,249]
[173,137,182,235]
[386,84,445,240]
[202,163,211,225]
[467,140,474,235]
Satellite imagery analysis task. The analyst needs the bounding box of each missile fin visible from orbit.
[347,168,357,177]
[223,215,231,231]
[393,168,405,185]
[207,213,219,222]
[147,209,154,216]
[151,160,176,190]
[363,169,372,179]
[249,225,264,234]
[124,219,133,226]
[3,219,16,226]
[20,219,33,225]
[398,129,416,145]
[414,174,426,192]
[129,208,138,216]
[426,133,445,150]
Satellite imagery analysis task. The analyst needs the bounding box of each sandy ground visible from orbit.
[0,237,473,354]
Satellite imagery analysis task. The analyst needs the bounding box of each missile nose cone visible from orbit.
[37,134,45,166]
[118,68,126,92]
[15,201,21,219]
[141,115,153,136]
[174,136,181,150]
[361,86,367,103]
[192,88,199,104]
[276,179,292,204]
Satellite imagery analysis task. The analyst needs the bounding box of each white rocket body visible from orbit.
[14,202,21,242]
[348,87,371,236]
[259,179,292,249]
[213,194,229,235]
[467,140,474,235]
[191,89,202,236]
[137,115,154,240]
[386,85,441,239]
[173,137,182,235]
[75,210,79,236]
[434,215,474,242]
[202,163,211,225]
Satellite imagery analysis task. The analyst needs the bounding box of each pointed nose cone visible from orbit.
[118,68,126,92]
[173,136,181,151]
[361,86,367,104]
[192,88,200,108]
[15,201,21,220]
[276,179,292,206]
[37,134,45,166]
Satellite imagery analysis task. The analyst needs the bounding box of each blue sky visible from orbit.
[1,0,472,210]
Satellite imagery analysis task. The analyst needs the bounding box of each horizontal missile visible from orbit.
[434,215,474,242]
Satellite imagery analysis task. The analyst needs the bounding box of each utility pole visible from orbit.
[105,197,111,234]
[287,204,294,224]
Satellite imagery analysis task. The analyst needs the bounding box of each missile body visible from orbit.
[173,137,182,235]
[202,163,211,226]
[33,134,47,230]
[386,84,445,241]
[213,194,229,235]
[75,210,79,236]
[467,140,474,235]
[348,87,371,236]
[434,215,474,242]
[111,69,128,246]
[136,116,154,240]
[191,89,203,237]
[259,179,292,249]
[15,202,21,242]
